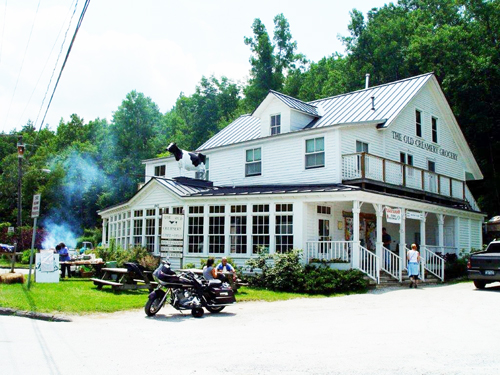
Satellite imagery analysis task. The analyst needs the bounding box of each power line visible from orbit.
[36,0,91,134]
[21,0,79,128]
[3,0,41,128]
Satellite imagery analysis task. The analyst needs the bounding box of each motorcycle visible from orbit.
[145,262,236,318]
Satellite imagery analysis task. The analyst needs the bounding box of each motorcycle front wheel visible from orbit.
[145,296,163,316]
[191,307,204,318]
[205,306,225,313]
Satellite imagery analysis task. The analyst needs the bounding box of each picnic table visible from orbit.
[60,260,105,277]
[90,266,157,292]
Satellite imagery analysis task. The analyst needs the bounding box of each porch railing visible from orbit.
[359,246,380,283]
[421,246,445,281]
[305,241,351,263]
[342,153,479,211]
[381,246,402,282]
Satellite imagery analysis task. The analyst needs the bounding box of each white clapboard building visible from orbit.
[98,73,484,283]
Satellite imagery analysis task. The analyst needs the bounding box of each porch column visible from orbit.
[203,203,209,257]
[373,204,383,261]
[141,209,146,247]
[293,202,305,256]
[224,203,231,256]
[352,201,361,269]
[129,210,134,247]
[420,212,426,250]
[154,205,160,256]
[269,203,276,255]
[399,208,406,268]
[438,214,445,252]
[102,218,108,246]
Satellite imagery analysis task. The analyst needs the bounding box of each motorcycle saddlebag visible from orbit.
[209,287,236,304]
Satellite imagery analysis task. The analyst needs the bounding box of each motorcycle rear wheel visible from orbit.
[145,297,163,316]
[206,306,225,313]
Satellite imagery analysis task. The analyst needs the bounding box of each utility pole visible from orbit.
[17,135,24,250]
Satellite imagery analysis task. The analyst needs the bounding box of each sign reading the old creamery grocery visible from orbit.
[391,131,458,161]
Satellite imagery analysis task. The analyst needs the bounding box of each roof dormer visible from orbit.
[253,91,321,137]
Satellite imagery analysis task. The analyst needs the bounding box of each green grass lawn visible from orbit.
[0,278,337,315]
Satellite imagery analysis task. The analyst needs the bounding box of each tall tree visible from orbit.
[243,14,304,110]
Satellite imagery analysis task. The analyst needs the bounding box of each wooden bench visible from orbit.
[91,266,156,292]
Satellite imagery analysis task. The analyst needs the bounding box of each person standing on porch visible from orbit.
[382,228,391,250]
[407,243,421,288]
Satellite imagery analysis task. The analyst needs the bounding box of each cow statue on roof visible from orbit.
[166,143,206,179]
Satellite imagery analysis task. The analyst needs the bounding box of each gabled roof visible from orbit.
[267,90,320,117]
[197,73,433,151]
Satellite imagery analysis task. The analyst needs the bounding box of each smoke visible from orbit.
[41,150,109,249]
[41,221,78,249]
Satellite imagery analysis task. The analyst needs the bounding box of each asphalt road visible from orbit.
[1,282,499,375]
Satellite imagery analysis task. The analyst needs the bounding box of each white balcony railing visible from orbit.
[342,153,479,211]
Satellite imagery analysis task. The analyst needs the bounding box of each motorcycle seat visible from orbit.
[208,279,222,287]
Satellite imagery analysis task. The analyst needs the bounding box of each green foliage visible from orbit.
[183,262,196,269]
[244,249,368,294]
[21,249,32,264]
[93,244,155,268]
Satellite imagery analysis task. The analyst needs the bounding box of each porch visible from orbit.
[305,240,451,284]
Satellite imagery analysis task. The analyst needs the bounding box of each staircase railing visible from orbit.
[359,246,380,283]
[381,246,402,282]
[421,246,445,281]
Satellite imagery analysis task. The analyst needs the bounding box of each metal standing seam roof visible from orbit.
[197,73,434,151]
[269,90,320,117]
[187,184,360,197]
[155,178,209,197]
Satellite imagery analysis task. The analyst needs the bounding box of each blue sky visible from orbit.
[0,0,389,133]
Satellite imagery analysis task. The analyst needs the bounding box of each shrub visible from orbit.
[184,262,196,269]
[138,254,160,270]
[244,250,368,294]
[21,249,32,264]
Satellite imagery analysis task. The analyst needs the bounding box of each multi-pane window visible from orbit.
[172,207,184,215]
[416,110,422,137]
[154,165,166,177]
[305,137,325,169]
[188,206,204,253]
[275,204,293,253]
[209,205,225,254]
[270,114,281,135]
[230,205,247,254]
[145,218,155,252]
[246,148,262,177]
[356,141,369,153]
[317,206,331,215]
[401,152,414,176]
[432,117,438,143]
[133,218,143,246]
[252,204,270,254]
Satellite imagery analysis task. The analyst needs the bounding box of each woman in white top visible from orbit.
[407,243,421,288]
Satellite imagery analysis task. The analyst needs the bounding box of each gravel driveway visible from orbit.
[1,282,499,375]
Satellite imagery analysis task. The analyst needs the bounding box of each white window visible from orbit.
[401,152,414,177]
[432,117,438,143]
[416,110,422,137]
[246,148,262,177]
[209,205,225,254]
[133,210,143,246]
[356,141,369,153]
[230,205,247,254]
[154,165,166,177]
[271,114,281,135]
[188,206,204,253]
[252,204,270,254]
[275,204,293,253]
[305,137,325,169]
